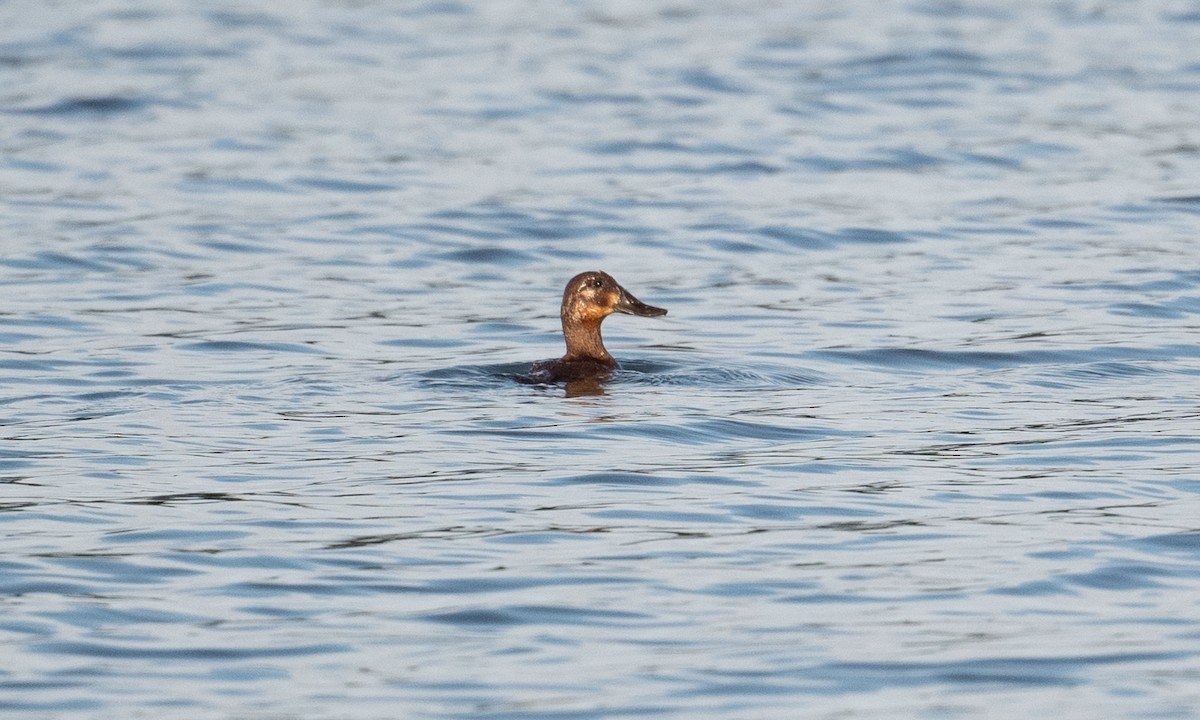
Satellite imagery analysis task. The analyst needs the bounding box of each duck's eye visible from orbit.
[590,278,604,288]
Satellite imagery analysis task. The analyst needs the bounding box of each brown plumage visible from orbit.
[525,271,667,383]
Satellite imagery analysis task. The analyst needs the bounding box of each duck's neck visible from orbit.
[561,316,613,364]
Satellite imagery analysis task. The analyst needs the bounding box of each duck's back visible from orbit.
[526,356,617,384]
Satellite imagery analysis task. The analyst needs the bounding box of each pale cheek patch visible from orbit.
[570,303,610,324]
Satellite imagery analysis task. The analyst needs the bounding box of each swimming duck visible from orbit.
[525,271,667,384]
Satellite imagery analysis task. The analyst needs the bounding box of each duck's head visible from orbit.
[561,271,667,326]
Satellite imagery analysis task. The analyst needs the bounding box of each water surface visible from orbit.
[3,1,1200,718]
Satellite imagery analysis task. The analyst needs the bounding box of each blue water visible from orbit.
[3,1,1200,718]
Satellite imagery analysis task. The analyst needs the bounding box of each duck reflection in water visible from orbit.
[522,271,667,394]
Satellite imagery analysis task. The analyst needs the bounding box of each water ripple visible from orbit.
[36,641,349,660]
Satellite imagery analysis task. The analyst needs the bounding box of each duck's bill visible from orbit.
[615,290,668,317]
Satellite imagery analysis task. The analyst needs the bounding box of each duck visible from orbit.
[524,271,667,384]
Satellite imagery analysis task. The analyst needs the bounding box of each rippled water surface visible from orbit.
[3,1,1200,718]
